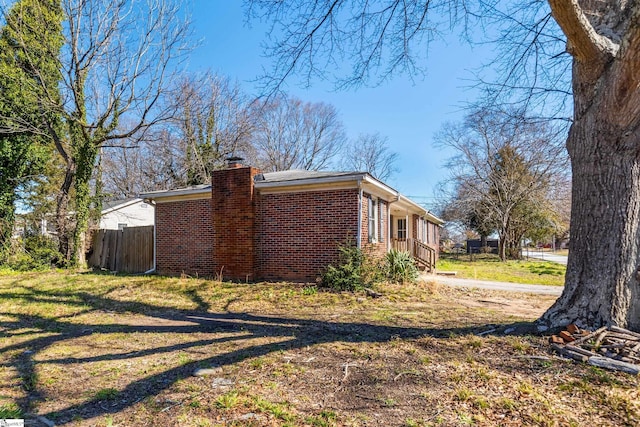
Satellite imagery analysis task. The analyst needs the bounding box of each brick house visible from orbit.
[141,160,443,282]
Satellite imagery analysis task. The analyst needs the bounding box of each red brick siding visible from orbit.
[211,167,260,281]
[155,198,214,276]
[256,189,359,281]
[361,193,388,258]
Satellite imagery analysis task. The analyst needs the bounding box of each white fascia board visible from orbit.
[140,187,211,201]
[425,211,445,225]
[395,192,443,223]
[397,194,427,215]
[360,174,399,200]
[101,198,142,215]
[394,195,445,225]
[362,174,444,225]
[254,173,368,190]
[362,175,425,214]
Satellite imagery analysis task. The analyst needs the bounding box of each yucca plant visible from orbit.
[385,249,419,284]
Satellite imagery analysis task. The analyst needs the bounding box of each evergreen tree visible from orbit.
[0,0,63,257]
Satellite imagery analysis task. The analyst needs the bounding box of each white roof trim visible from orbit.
[140,185,211,200]
[361,174,399,198]
[254,173,368,189]
[426,212,445,225]
[101,198,143,215]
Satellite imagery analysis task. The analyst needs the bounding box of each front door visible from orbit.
[397,218,407,240]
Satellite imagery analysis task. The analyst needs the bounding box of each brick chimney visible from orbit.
[211,163,261,281]
[226,156,244,169]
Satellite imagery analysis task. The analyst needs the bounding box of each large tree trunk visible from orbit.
[498,234,507,261]
[56,160,75,263]
[539,1,640,331]
[539,111,640,330]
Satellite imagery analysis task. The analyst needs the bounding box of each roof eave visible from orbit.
[101,198,143,215]
[140,187,211,200]
[254,173,368,189]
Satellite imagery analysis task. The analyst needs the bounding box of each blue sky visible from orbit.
[187,2,493,209]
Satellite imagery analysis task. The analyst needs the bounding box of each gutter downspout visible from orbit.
[357,180,363,249]
[143,198,156,274]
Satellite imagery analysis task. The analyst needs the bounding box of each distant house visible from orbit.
[141,160,443,282]
[99,198,154,230]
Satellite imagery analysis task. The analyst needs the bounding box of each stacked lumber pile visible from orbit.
[549,324,640,375]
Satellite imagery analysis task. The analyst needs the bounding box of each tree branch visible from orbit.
[548,0,619,63]
[608,4,640,128]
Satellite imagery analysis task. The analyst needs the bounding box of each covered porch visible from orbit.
[390,237,435,272]
[388,204,441,272]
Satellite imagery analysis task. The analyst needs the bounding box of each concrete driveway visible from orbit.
[523,250,568,265]
[428,275,564,296]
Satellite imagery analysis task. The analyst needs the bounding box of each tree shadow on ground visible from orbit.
[0,278,537,425]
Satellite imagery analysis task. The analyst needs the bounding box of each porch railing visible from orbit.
[392,238,408,252]
[391,238,436,272]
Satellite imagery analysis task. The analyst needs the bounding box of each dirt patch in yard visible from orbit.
[0,272,637,427]
[457,294,552,319]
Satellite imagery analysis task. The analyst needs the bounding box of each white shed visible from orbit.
[99,198,154,230]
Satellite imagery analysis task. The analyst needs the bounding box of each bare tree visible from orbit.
[250,94,346,171]
[101,128,185,199]
[0,0,191,262]
[437,108,567,261]
[173,73,255,185]
[340,133,398,181]
[247,1,640,330]
[9,0,192,263]
[102,72,256,195]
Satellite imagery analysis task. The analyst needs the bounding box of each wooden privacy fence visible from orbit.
[88,226,153,273]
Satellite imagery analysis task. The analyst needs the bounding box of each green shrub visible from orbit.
[5,235,66,271]
[321,244,383,291]
[385,249,419,284]
[321,244,366,291]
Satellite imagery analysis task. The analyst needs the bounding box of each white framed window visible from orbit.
[397,218,407,240]
[118,223,127,231]
[368,197,378,243]
[379,202,385,243]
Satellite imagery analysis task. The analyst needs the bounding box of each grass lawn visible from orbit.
[437,253,566,286]
[1,270,637,426]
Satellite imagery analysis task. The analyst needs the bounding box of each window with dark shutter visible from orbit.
[368,197,377,243]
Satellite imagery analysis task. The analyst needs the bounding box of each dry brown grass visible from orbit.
[0,271,638,426]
